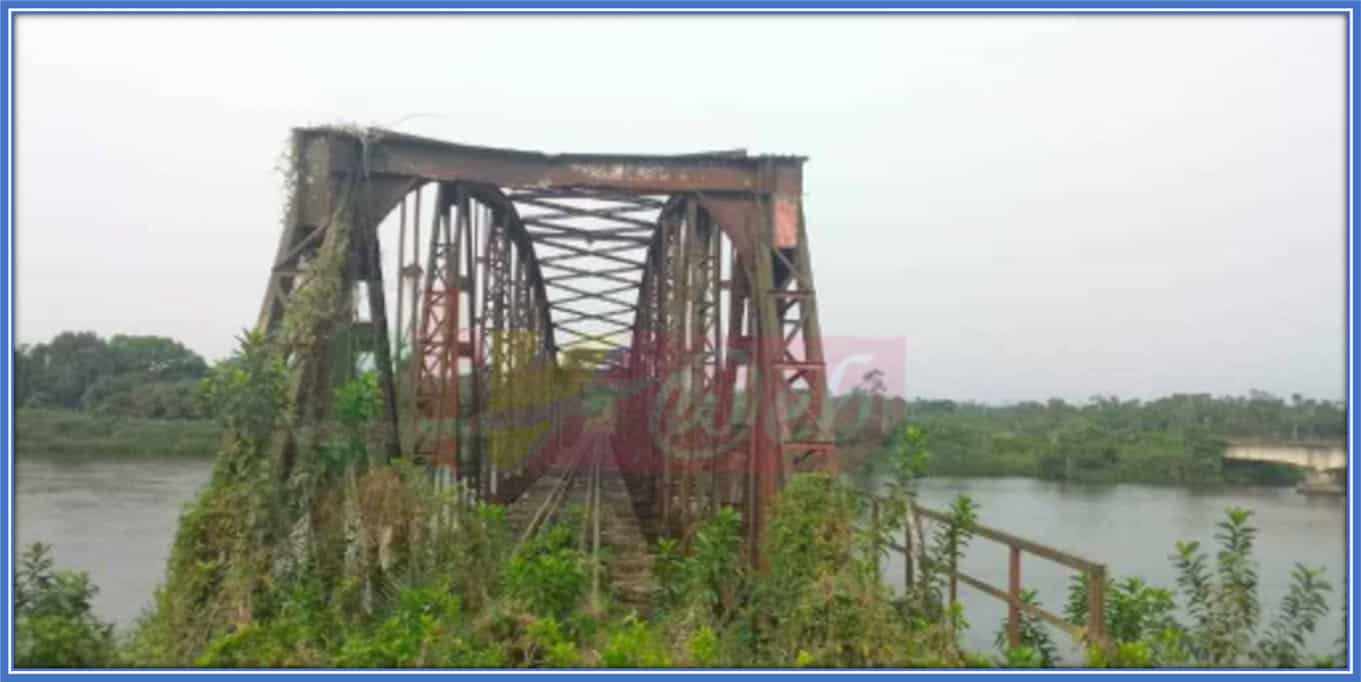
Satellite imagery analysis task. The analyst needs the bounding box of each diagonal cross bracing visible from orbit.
[507,187,665,367]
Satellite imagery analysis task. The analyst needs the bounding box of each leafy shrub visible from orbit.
[998,645,1046,668]
[686,625,720,666]
[194,329,289,453]
[1254,564,1333,667]
[502,519,588,620]
[333,587,466,667]
[755,474,936,667]
[1172,507,1262,664]
[655,508,745,622]
[993,589,1058,666]
[14,543,116,668]
[525,616,580,667]
[1068,507,1335,668]
[601,617,670,667]
[911,494,978,634]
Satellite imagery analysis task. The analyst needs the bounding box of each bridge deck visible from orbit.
[502,427,656,615]
[1223,441,1346,471]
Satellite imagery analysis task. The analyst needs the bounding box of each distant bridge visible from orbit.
[1223,441,1346,471]
[1223,441,1347,493]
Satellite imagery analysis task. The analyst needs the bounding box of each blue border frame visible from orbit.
[0,2,1356,679]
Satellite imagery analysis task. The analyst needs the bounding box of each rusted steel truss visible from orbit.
[256,127,834,557]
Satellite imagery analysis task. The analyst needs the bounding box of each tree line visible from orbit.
[836,374,1346,485]
[14,331,209,420]
[14,330,1347,486]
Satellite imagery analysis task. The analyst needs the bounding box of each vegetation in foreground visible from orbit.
[17,463,1346,668]
[14,339,1347,668]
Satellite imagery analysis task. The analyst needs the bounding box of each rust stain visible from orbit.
[773,196,798,248]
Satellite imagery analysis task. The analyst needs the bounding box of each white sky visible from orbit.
[13,14,1347,403]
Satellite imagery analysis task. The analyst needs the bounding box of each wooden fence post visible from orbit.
[1088,565,1107,647]
[1007,545,1022,649]
[949,553,958,607]
[870,497,882,576]
[911,503,925,592]
[903,511,914,590]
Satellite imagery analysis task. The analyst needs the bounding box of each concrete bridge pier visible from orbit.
[1298,467,1346,496]
[1223,441,1346,496]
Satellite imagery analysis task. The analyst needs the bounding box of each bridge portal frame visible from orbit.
[256,127,835,560]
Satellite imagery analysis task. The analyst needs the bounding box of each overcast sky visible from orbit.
[14,14,1346,403]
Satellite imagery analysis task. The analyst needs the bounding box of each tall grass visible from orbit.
[15,408,219,458]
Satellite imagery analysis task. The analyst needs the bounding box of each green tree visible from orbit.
[106,334,207,380]
[23,331,110,408]
[18,331,208,418]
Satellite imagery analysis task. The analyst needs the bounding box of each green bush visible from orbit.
[1065,507,1338,668]
[601,617,670,667]
[14,543,116,668]
[501,516,589,621]
[332,587,466,667]
[992,589,1058,666]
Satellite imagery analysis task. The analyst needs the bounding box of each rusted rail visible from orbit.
[870,497,1108,650]
[515,446,591,551]
[589,454,603,611]
[513,432,609,616]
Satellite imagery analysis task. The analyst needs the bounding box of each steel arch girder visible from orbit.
[622,193,834,561]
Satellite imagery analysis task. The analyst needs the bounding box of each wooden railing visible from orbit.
[868,497,1108,650]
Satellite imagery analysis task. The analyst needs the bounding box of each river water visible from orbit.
[855,474,1349,661]
[13,456,1349,664]
[14,455,214,629]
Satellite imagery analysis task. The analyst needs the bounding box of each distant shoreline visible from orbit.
[15,408,219,458]
[14,407,1318,493]
[842,438,1307,489]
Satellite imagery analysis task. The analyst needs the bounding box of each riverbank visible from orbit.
[843,437,1304,488]
[832,393,1338,488]
[925,452,1304,487]
[15,408,220,458]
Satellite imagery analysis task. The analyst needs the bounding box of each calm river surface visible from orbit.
[15,455,214,629]
[14,455,1349,663]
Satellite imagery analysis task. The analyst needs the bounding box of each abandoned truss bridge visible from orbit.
[257,127,835,559]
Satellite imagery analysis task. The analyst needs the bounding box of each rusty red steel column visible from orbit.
[414,184,462,479]
[1008,545,1022,649]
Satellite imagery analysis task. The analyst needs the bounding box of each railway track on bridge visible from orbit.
[505,426,656,615]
